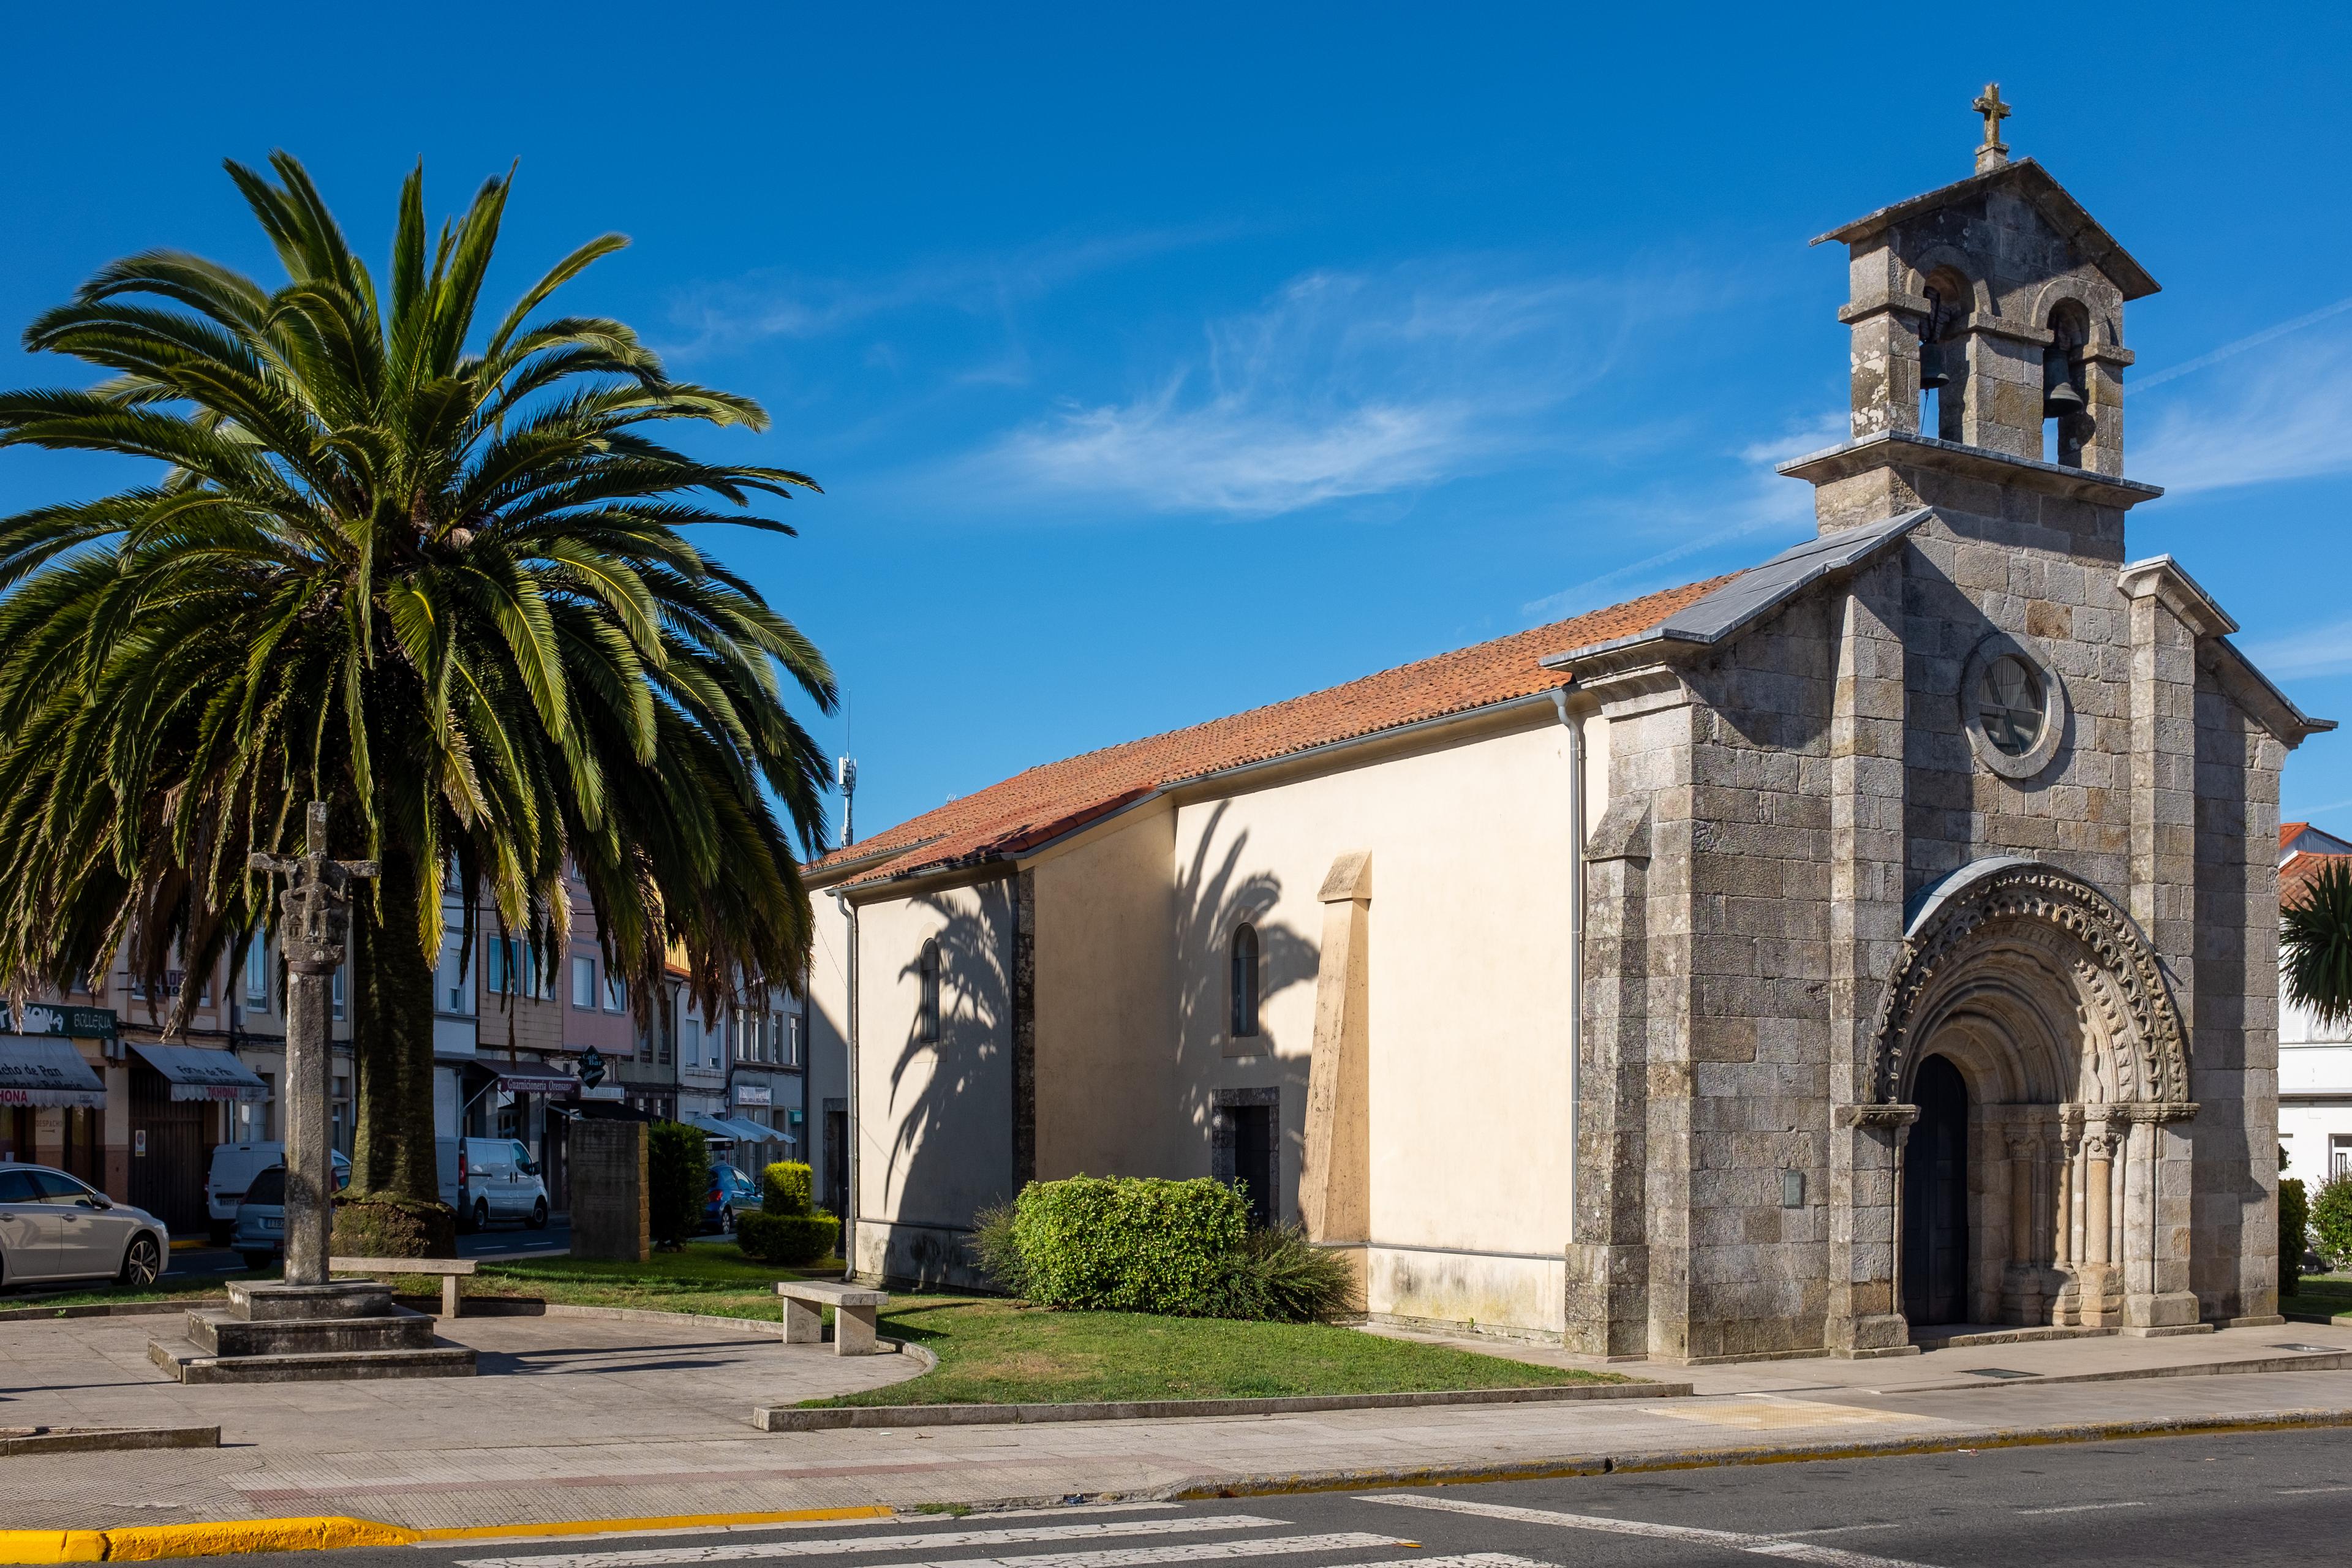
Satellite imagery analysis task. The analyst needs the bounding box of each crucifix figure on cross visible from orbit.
[1972,83,2013,173]
[249,801,378,1286]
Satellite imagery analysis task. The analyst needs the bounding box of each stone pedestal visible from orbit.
[147,1280,475,1384]
[571,1119,651,1262]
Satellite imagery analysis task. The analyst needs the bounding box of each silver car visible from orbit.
[0,1164,168,1288]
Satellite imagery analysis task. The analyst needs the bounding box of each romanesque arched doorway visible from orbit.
[1901,1055,1970,1325]
[1863,859,2199,1336]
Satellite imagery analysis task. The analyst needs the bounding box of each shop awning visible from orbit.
[688,1114,784,1144]
[129,1042,270,1102]
[0,1034,106,1109]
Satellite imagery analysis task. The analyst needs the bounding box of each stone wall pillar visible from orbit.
[1299,851,1371,1257]
[1565,791,1653,1359]
[2120,1106,2202,1332]
[570,1119,650,1262]
[2078,342,2133,477]
[1826,559,1911,1357]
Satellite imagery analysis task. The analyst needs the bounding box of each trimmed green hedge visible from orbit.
[1011,1175,1246,1314]
[762,1160,816,1216]
[736,1209,837,1266]
[2282,1176,2309,1292]
[648,1121,709,1250]
[2312,1174,2352,1268]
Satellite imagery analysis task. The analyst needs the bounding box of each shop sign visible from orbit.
[0,1004,118,1041]
[733,1082,771,1107]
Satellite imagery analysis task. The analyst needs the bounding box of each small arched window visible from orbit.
[918,938,942,1044]
[1230,922,1260,1039]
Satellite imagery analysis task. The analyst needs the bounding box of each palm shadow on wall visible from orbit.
[1172,804,1319,1183]
[883,883,1015,1246]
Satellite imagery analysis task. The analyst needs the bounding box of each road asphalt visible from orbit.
[161,1221,576,1278]
[165,1427,2352,1568]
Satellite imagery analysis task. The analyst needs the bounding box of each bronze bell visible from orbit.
[2043,345,2085,417]
[1920,339,1951,391]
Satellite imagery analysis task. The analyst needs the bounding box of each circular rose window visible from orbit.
[1959,636,2065,780]
[1975,655,2046,756]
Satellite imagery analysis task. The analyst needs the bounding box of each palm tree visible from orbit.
[0,153,835,1253]
[2286,857,2352,1033]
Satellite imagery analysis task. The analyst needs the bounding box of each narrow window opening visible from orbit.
[2043,301,2090,467]
[1230,922,1261,1038]
[918,938,942,1044]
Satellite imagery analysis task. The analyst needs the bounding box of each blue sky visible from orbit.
[5,4,2350,843]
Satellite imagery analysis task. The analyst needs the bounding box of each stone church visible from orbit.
[805,97,2331,1362]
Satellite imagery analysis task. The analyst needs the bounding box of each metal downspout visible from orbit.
[1550,689,1586,1231]
[834,892,860,1281]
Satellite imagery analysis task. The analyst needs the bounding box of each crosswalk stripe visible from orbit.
[1361,1493,1936,1568]
[454,1520,1390,1568]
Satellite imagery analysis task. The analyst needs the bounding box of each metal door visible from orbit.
[130,1066,212,1234]
[1901,1055,1971,1326]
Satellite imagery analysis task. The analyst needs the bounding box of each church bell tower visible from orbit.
[1781,85,2164,537]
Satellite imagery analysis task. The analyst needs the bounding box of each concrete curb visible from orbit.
[754,1378,1681,1431]
[0,1427,217,1457]
[0,1300,224,1324]
[1157,1404,2352,1499]
[0,1506,894,1564]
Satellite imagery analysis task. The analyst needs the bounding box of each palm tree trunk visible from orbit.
[335,844,454,1257]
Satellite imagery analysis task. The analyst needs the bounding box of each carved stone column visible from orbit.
[2079,1126,2120,1326]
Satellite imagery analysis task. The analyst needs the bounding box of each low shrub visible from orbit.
[761,1160,816,1216]
[2311,1173,2352,1268]
[647,1121,710,1250]
[736,1208,837,1266]
[1218,1223,1361,1324]
[2281,1176,2310,1292]
[1012,1176,1247,1315]
[968,1200,1028,1296]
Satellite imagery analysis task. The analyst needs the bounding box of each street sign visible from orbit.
[134,1129,146,1157]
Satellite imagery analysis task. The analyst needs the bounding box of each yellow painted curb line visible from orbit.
[0,1506,894,1563]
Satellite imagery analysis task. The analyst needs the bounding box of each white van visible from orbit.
[455,1137,549,1233]
[205,1142,352,1245]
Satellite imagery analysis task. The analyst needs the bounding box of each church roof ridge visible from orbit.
[807,573,1732,890]
[1812,157,2161,303]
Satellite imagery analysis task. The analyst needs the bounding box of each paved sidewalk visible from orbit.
[6,1311,2352,1534]
[1363,1317,2352,1394]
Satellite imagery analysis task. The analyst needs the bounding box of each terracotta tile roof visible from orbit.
[814,576,1731,890]
[2283,850,2350,910]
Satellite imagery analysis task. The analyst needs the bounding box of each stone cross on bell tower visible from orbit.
[249,802,377,1287]
[1973,83,2013,173]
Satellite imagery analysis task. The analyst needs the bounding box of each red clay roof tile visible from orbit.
[813,576,1730,889]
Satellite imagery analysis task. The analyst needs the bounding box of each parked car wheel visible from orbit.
[240,1251,274,1273]
[116,1234,161,1287]
[472,1198,490,1233]
[527,1197,548,1231]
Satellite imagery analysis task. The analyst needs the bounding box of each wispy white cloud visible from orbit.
[979,261,1710,519]
[1517,412,1839,622]
[2241,618,2352,680]
[659,225,1234,360]
[2135,310,2352,495]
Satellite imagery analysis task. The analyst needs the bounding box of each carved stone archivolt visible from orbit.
[1871,858,2187,1107]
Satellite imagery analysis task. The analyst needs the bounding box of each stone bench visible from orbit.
[776,1279,890,1355]
[330,1256,479,1319]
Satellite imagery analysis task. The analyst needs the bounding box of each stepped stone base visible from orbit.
[148,1280,476,1384]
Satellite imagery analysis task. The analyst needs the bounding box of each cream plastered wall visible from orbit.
[806,892,853,1204]
[1030,807,1184,1180]
[849,878,1018,1283]
[1167,713,1599,1335]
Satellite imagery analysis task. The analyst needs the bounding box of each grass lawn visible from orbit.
[2281,1270,2352,1320]
[12,1242,1627,1404]
[806,1294,1618,1407]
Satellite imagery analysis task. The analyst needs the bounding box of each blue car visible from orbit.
[704,1163,758,1233]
